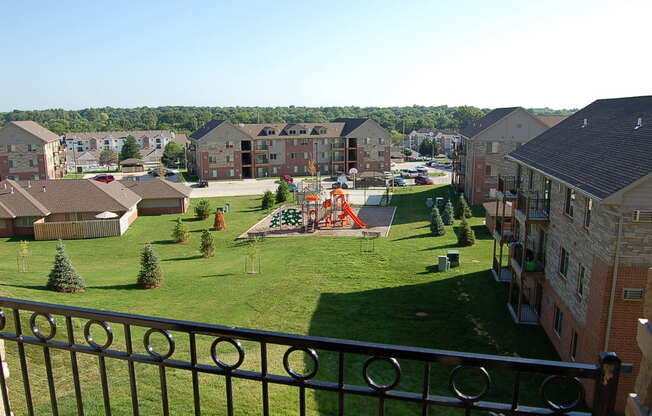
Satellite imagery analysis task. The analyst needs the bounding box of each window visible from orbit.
[292,166,298,173]
[15,217,37,227]
[32,174,39,180]
[559,247,570,278]
[570,331,578,360]
[490,142,499,153]
[364,138,371,145]
[225,155,233,163]
[226,141,234,149]
[553,305,563,336]
[292,139,298,146]
[211,169,217,177]
[365,163,370,169]
[378,151,385,157]
[208,156,217,163]
[301,139,309,145]
[8,144,16,152]
[528,170,534,189]
[322,138,329,145]
[564,187,575,217]
[27,144,36,152]
[584,198,592,228]
[576,265,585,299]
[380,163,384,169]
[303,165,308,173]
[290,153,296,160]
[267,130,275,135]
[229,169,235,177]
[320,128,327,134]
[272,167,278,174]
[289,130,296,135]
[299,129,307,134]
[364,151,370,158]
[104,140,110,145]
[8,160,15,169]
[303,152,309,159]
[378,138,385,144]
[28,159,35,167]
[319,152,326,159]
[270,153,277,160]
[323,165,330,172]
[489,188,497,198]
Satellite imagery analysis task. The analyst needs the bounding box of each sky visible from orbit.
[1,0,651,112]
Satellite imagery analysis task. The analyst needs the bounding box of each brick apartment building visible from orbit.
[452,108,565,204]
[489,96,652,410]
[0,121,66,180]
[188,119,391,179]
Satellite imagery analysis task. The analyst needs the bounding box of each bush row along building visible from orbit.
[478,95,652,411]
[187,118,391,179]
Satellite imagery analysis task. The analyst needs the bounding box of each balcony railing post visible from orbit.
[592,352,621,416]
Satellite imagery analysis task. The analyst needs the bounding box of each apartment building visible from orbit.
[406,129,460,154]
[63,130,189,153]
[490,96,652,410]
[453,108,563,204]
[0,121,66,180]
[188,119,391,179]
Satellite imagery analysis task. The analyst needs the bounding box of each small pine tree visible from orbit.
[200,229,215,258]
[276,182,291,203]
[442,200,455,226]
[47,241,85,293]
[195,199,211,220]
[261,191,275,210]
[214,208,226,230]
[457,219,476,247]
[137,244,163,289]
[171,217,190,243]
[460,195,472,218]
[430,207,446,236]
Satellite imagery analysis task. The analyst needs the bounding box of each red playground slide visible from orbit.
[341,201,366,228]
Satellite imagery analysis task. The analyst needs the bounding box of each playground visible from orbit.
[240,187,396,238]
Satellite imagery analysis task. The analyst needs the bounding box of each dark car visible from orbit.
[331,182,349,189]
[414,176,435,185]
[281,175,294,183]
[393,177,407,186]
[92,174,115,183]
[198,180,209,188]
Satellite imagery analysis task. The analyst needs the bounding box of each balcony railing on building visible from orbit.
[0,297,625,416]
[515,191,550,222]
[511,243,546,278]
[497,176,519,198]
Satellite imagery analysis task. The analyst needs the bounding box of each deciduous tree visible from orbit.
[120,135,141,161]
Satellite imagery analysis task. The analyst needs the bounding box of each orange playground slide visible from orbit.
[341,201,366,228]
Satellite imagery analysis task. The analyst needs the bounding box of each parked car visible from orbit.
[442,162,453,169]
[393,177,407,186]
[383,171,393,179]
[401,169,418,178]
[198,179,209,188]
[288,182,298,192]
[149,168,175,177]
[92,174,115,183]
[414,176,435,185]
[416,166,429,175]
[281,175,293,183]
[332,182,349,189]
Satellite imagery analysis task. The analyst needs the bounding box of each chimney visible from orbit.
[42,186,46,193]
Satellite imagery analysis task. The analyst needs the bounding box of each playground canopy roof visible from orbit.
[330,188,348,196]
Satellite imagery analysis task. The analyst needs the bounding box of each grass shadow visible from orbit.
[150,240,176,245]
[90,283,140,290]
[391,232,433,241]
[0,283,49,291]
[163,255,203,261]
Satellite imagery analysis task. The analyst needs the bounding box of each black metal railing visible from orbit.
[516,192,550,220]
[0,297,623,416]
[495,217,513,236]
[498,176,519,196]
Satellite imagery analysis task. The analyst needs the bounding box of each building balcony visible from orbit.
[515,191,550,224]
[510,243,546,280]
[493,216,513,242]
[0,297,624,416]
[497,176,519,199]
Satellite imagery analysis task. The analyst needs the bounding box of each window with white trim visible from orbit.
[584,198,592,228]
[303,152,309,159]
[270,153,277,160]
[229,169,235,177]
[553,305,563,336]
[559,247,570,278]
[564,187,575,217]
[490,142,499,153]
[576,264,585,299]
[292,166,298,173]
[211,169,217,177]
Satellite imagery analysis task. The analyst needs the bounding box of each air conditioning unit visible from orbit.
[622,288,644,301]
[632,210,652,222]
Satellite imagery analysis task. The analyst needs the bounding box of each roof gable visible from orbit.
[508,95,652,199]
[460,107,519,138]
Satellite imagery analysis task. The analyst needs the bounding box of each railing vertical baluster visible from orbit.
[43,344,59,416]
[225,371,234,416]
[511,371,520,412]
[123,324,139,416]
[592,352,621,416]
[378,393,385,416]
[299,383,306,416]
[13,309,34,416]
[66,316,85,416]
[338,352,344,416]
[159,365,170,416]
[0,337,12,416]
[260,342,269,416]
[189,333,201,416]
[98,353,112,416]
[421,363,430,416]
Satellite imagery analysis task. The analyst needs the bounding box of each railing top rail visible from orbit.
[0,297,599,377]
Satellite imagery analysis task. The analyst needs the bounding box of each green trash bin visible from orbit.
[447,250,460,267]
[438,255,450,272]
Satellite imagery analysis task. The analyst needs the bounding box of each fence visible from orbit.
[33,218,122,241]
[0,297,624,416]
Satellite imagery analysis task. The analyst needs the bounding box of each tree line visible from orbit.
[0,105,575,139]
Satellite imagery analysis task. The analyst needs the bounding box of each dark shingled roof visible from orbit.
[332,118,369,136]
[460,107,519,138]
[508,95,652,199]
[190,120,226,139]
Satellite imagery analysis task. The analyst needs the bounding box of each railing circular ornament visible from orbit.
[448,365,491,402]
[84,320,113,351]
[29,312,56,341]
[363,356,401,391]
[143,328,175,360]
[540,375,584,413]
[283,346,319,380]
[210,337,245,370]
[0,310,6,331]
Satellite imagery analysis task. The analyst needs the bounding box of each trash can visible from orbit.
[426,198,434,208]
[447,250,460,267]
[224,203,231,213]
[435,197,444,207]
[438,255,450,272]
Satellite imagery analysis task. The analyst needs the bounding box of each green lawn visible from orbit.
[0,185,558,415]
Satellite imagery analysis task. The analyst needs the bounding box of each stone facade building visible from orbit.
[0,121,66,180]
[188,119,391,180]
[454,108,563,204]
[490,95,652,411]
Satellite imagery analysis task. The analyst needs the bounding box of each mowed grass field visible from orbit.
[0,185,558,415]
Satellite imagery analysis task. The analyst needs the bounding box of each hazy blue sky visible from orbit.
[1,0,650,111]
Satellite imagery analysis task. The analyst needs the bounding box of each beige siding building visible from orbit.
[0,121,66,180]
